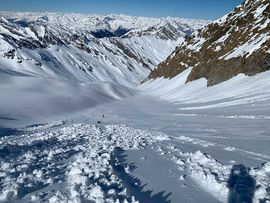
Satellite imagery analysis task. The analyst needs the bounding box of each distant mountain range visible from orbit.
[0,12,209,86]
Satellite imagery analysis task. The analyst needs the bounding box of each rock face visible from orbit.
[0,12,209,86]
[147,0,270,86]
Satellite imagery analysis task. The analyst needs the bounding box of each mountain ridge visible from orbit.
[147,0,270,86]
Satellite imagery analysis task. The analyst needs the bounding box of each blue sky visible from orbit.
[1,0,244,20]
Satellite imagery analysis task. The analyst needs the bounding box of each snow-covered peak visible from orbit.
[0,11,209,33]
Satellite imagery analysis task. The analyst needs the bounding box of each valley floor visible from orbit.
[1,92,270,203]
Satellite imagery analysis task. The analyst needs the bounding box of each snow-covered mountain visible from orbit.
[147,0,270,86]
[0,12,209,86]
[2,6,270,203]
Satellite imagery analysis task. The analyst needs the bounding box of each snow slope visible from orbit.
[0,70,135,128]
[2,79,270,203]
[140,68,270,109]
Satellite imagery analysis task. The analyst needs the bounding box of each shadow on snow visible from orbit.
[228,164,256,203]
[112,147,172,203]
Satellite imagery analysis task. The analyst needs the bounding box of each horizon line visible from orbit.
[0,10,216,21]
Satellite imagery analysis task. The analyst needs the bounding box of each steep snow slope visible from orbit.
[0,12,209,86]
[141,69,270,109]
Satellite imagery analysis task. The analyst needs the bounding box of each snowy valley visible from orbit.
[1,0,270,202]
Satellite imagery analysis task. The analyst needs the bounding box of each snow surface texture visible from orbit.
[80,87,270,203]
[1,118,270,203]
[0,123,169,202]
[156,143,270,203]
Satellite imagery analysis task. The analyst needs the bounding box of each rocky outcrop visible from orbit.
[147,0,270,86]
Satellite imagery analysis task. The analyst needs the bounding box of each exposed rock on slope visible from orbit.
[148,0,270,86]
[0,12,209,86]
